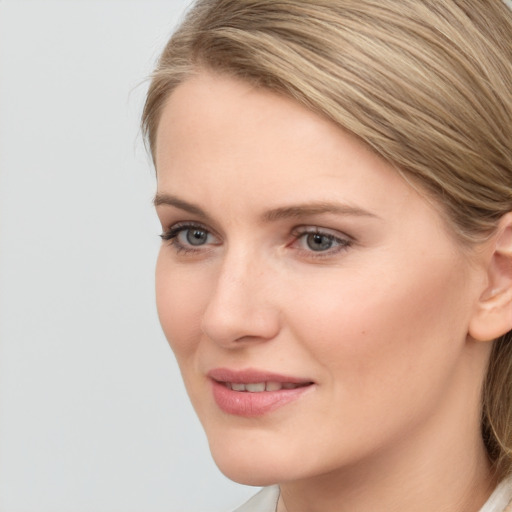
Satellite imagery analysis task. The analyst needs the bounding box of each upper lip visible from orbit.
[207,367,313,385]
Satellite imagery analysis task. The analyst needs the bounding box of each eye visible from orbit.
[160,223,219,253]
[304,232,336,252]
[182,227,209,246]
[291,227,352,256]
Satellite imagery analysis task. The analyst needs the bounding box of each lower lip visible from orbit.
[211,380,312,417]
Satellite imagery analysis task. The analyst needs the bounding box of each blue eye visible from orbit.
[304,233,336,251]
[292,227,352,256]
[184,228,209,246]
[160,223,218,253]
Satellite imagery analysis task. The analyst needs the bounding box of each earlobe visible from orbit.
[468,213,512,342]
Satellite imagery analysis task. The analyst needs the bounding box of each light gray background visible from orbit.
[0,1,256,511]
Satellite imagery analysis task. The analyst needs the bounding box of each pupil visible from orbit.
[307,233,332,251]
[187,229,207,246]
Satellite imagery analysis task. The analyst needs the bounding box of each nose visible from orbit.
[200,251,281,348]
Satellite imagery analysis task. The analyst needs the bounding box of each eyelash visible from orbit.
[160,223,353,258]
[160,222,216,255]
[290,227,353,258]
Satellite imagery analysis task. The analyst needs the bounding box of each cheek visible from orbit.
[285,257,471,394]
[155,251,205,359]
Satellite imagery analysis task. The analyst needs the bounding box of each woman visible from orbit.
[143,1,512,510]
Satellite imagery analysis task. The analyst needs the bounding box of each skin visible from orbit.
[154,71,498,512]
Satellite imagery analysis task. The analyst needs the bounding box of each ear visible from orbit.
[469,213,512,342]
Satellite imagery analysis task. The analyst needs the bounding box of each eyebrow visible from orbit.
[153,193,379,222]
[153,194,209,219]
[261,202,378,222]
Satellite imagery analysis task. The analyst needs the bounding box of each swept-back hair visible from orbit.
[143,0,512,478]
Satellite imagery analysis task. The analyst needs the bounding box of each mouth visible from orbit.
[222,381,311,392]
[207,368,314,416]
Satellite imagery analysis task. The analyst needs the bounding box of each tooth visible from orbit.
[265,381,282,391]
[245,382,266,392]
[282,383,298,389]
[231,383,246,391]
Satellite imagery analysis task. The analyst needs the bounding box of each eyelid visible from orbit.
[160,221,354,258]
[290,225,354,257]
[291,225,353,241]
[160,221,220,253]
[161,220,215,238]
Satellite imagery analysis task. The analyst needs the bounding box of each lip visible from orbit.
[208,368,314,417]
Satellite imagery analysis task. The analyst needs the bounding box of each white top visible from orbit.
[233,478,512,512]
[232,487,279,512]
[480,478,512,512]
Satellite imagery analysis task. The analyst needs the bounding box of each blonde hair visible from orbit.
[143,0,512,478]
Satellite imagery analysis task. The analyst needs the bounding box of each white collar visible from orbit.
[479,477,512,512]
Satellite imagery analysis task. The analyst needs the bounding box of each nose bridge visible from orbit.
[200,244,279,346]
[213,249,256,309]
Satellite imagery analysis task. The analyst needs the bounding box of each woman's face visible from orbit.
[154,72,489,485]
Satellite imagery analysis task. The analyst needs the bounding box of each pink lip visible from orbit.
[208,368,314,417]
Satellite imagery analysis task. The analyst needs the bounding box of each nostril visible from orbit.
[201,302,280,347]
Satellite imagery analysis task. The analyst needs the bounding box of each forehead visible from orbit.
[158,74,388,183]
[155,72,453,239]
[154,71,343,171]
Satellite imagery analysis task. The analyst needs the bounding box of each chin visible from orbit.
[207,435,294,487]
[218,464,279,487]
